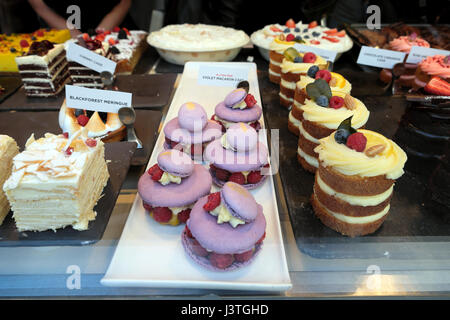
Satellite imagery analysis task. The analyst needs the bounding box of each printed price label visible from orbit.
[66,41,116,74]
[357,46,406,69]
[198,65,249,87]
[293,43,338,62]
[65,85,131,113]
[405,46,450,64]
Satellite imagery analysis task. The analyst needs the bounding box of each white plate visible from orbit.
[101,62,292,292]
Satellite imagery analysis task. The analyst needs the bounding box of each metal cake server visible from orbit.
[118,106,143,149]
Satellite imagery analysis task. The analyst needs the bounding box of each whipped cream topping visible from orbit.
[4,131,101,190]
[104,30,147,61]
[158,171,182,185]
[209,202,245,228]
[148,24,249,52]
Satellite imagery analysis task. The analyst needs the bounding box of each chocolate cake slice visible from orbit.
[15,40,69,97]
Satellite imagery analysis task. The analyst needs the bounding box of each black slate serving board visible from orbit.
[0,76,22,104]
[0,74,176,111]
[258,70,450,259]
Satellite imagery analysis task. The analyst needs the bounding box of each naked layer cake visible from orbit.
[67,36,112,88]
[288,70,352,136]
[311,122,407,237]
[0,135,19,225]
[279,48,328,108]
[294,79,369,173]
[3,130,109,232]
[15,40,69,97]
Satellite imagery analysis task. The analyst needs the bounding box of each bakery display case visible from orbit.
[0,10,449,301]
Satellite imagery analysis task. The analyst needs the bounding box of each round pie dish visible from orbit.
[147,24,250,65]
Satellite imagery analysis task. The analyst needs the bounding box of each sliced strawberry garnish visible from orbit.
[113,26,120,32]
[108,38,116,45]
[211,165,230,181]
[308,21,318,28]
[247,171,263,184]
[285,19,296,28]
[229,172,245,185]
[322,36,340,43]
[424,76,450,96]
[270,26,282,32]
[336,30,346,37]
[177,208,191,223]
[152,207,172,223]
[64,147,74,156]
[310,40,321,45]
[147,164,164,181]
[324,28,338,35]
[203,192,221,211]
[82,33,90,41]
[234,249,254,263]
[62,132,69,139]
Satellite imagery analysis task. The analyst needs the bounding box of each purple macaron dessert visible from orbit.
[164,102,222,159]
[204,122,270,190]
[138,149,212,226]
[182,181,266,271]
[211,86,262,132]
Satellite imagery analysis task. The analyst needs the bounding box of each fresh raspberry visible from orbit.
[85,138,97,147]
[36,30,44,37]
[211,165,230,181]
[285,34,295,42]
[148,164,164,181]
[308,21,318,28]
[203,192,221,211]
[228,172,245,185]
[142,201,153,212]
[234,249,254,263]
[244,94,257,108]
[76,114,89,127]
[19,40,29,48]
[108,38,116,46]
[249,121,260,131]
[209,253,234,269]
[285,19,296,28]
[113,26,120,32]
[315,70,332,83]
[346,132,367,152]
[62,132,69,139]
[302,52,317,63]
[152,207,173,223]
[64,147,74,156]
[329,96,345,109]
[270,26,282,32]
[191,239,209,257]
[247,171,263,184]
[177,209,191,223]
[256,232,266,245]
[185,226,193,238]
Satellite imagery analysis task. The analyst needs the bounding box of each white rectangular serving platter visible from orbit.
[101,62,292,292]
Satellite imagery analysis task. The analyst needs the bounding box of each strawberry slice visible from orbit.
[336,30,346,37]
[270,26,282,32]
[308,21,318,28]
[424,76,450,96]
[310,40,321,45]
[285,19,296,28]
[203,192,221,211]
[322,36,340,43]
[324,28,338,35]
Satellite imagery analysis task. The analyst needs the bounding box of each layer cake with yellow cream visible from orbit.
[279,48,328,108]
[0,135,19,225]
[311,123,407,237]
[288,71,352,136]
[268,35,298,84]
[3,130,109,232]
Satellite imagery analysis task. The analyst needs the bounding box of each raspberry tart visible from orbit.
[204,122,270,190]
[163,102,222,160]
[211,86,262,132]
[311,119,407,237]
[182,181,266,271]
[294,79,369,173]
[138,149,212,226]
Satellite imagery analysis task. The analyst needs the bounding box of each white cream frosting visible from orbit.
[209,203,245,228]
[158,172,182,185]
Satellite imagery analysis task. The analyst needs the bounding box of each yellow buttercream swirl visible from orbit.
[210,204,245,228]
[269,38,296,53]
[314,129,407,179]
[281,56,328,73]
[296,75,352,95]
[301,93,369,129]
[158,172,182,185]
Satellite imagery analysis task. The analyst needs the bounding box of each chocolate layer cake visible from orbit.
[312,129,407,237]
[15,41,69,97]
[67,39,112,88]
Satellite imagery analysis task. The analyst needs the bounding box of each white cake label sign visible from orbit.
[405,46,450,64]
[357,46,406,69]
[66,41,117,74]
[293,43,338,62]
[65,85,131,113]
[198,65,249,87]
